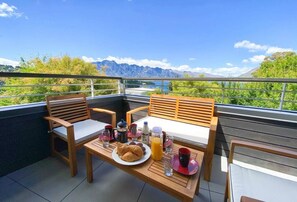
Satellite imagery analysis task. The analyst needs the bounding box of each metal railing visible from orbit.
[0,72,122,107]
[1,72,297,111]
[122,77,297,111]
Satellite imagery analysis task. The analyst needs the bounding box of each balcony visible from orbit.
[0,72,297,201]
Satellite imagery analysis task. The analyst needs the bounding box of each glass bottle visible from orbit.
[142,121,150,145]
[151,126,163,161]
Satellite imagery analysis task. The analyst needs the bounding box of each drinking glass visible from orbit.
[101,129,110,148]
[164,152,173,176]
[129,123,138,141]
[164,134,174,154]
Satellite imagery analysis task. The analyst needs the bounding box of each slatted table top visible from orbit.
[84,139,204,202]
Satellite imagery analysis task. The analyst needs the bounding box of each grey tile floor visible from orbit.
[0,150,227,202]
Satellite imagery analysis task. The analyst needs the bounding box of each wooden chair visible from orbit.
[44,93,116,176]
[225,140,297,202]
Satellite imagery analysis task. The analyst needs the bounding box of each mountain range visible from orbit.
[1,60,256,78]
[94,60,221,78]
[0,64,20,72]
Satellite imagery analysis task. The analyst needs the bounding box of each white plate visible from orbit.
[112,142,151,166]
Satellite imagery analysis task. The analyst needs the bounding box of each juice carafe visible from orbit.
[151,126,163,160]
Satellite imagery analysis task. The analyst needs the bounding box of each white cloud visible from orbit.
[214,67,253,77]
[189,57,196,61]
[189,66,253,77]
[82,56,96,63]
[236,40,295,64]
[249,55,266,63]
[266,47,294,54]
[83,55,253,77]
[235,40,295,55]
[234,40,267,52]
[242,55,265,64]
[242,59,249,63]
[226,63,233,66]
[0,58,20,66]
[0,2,22,18]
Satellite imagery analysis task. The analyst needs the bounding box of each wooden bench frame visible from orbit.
[224,140,297,202]
[44,93,116,176]
[126,94,218,181]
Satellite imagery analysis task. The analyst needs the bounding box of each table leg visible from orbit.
[195,175,201,195]
[182,197,192,202]
[85,149,93,183]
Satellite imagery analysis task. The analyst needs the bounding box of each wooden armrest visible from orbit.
[210,116,218,131]
[241,196,264,202]
[126,105,149,125]
[89,108,116,128]
[90,108,115,115]
[229,139,297,164]
[44,116,75,143]
[44,116,73,128]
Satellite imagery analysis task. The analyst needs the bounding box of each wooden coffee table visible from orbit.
[84,139,204,202]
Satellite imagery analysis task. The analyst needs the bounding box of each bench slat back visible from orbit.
[46,94,90,128]
[149,96,177,119]
[149,94,214,127]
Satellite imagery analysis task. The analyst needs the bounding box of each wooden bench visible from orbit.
[126,94,218,181]
[44,93,116,176]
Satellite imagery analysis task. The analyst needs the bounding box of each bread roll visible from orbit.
[116,143,144,162]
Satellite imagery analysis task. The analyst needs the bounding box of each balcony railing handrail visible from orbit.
[1,72,297,83]
[1,83,117,88]
[123,77,297,83]
[0,72,122,80]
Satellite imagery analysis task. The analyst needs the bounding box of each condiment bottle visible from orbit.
[142,121,150,145]
[151,126,163,161]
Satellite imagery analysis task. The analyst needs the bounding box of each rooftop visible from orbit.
[0,73,296,202]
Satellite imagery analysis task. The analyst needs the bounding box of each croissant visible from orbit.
[117,142,129,156]
[116,143,144,162]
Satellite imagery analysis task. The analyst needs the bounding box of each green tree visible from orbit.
[162,53,297,110]
[168,74,222,99]
[0,56,117,106]
[253,52,297,78]
[249,52,297,110]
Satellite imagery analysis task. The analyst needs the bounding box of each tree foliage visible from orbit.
[253,52,297,78]
[0,56,117,106]
[167,52,297,111]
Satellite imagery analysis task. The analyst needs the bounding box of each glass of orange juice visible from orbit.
[151,127,163,160]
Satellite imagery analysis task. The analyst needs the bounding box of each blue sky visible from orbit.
[1,0,296,76]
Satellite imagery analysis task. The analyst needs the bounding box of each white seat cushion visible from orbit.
[134,116,210,147]
[53,119,108,144]
[229,164,297,202]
